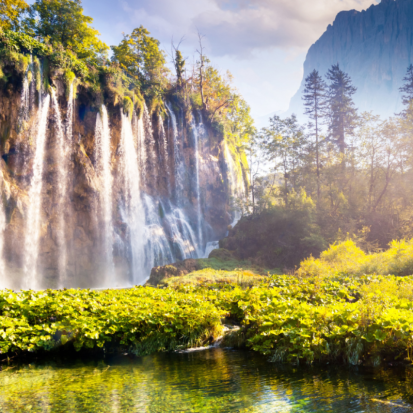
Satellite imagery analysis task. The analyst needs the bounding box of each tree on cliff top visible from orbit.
[0,0,29,31]
[26,0,108,61]
[111,26,168,91]
[326,64,358,153]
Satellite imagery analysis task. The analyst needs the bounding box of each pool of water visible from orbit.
[1,348,413,412]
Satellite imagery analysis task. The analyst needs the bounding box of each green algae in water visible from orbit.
[1,349,413,412]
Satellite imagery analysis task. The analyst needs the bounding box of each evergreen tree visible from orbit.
[326,64,358,153]
[174,49,185,87]
[302,69,327,202]
[399,64,413,118]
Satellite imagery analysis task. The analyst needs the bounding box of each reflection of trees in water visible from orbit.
[1,350,413,412]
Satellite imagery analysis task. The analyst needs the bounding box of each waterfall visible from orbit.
[166,102,185,204]
[0,170,6,285]
[119,112,146,284]
[224,143,244,226]
[23,94,50,289]
[51,89,69,286]
[190,113,203,252]
[165,206,198,259]
[143,103,157,185]
[94,106,115,286]
[158,115,170,191]
[66,83,74,143]
[135,113,147,185]
[142,195,174,267]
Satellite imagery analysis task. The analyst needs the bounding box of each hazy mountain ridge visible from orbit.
[288,0,413,119]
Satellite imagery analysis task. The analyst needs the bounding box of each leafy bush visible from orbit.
[299,239,413,277]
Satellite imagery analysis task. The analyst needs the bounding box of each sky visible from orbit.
[77,0,379,126]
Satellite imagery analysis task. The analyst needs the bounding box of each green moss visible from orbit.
[63,69,76,97]
[123,96,133,119]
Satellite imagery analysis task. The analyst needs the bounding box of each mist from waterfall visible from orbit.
[23,94,50,289]
[94,105,115,286]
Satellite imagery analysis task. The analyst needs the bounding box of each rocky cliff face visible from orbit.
[0,72,244,290]
[288,0,413,119]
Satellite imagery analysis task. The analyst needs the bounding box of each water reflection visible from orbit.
[1,349,413,412]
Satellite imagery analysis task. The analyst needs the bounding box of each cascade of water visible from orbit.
[119,112,146,284]
[224,143,245,226]
[142,194,174,267]
[19,77,30,126]
[136,114,147,185]
[166,102,185,204]
[23,94,50,289]
[164,205,199,260]
[94,106,115,286]
[51,89,69,286]
[0,170,6,286]
[66,83,74,143]
[142,103,157,184]
[190,113,203,252]
[158,116,170,180]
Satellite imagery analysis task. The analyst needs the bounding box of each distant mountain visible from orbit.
[288,0,413,120]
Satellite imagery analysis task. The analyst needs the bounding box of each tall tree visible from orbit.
[0,0,28,31]
[302,69,327,203]
[326,64,358,153]
[26,0,108,61]
[196,32,207,110]
[262,115,307,205]
[174,49,185,87]
[399,64,413,119]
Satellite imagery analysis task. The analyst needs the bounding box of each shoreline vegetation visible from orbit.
[4,240,413,368]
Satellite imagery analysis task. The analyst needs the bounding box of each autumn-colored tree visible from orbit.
[0,0,29,31]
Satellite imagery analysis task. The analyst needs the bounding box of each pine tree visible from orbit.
[399,64,413,118]
[302,69,327,203]
[326,64,357,153]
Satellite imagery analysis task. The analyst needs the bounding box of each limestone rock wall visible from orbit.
[288,0,413,119]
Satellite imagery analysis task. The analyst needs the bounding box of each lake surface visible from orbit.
[1,348,413,412]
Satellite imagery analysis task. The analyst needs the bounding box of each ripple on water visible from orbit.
[1,349,413,412]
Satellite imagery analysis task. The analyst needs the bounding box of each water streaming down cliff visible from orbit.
[190,114,204,252]
[23,94,50,289]
[118,112,146,284]
[94,106,115,286]
[0,71,247,289]
[224,143,245,226]
[165,102,185,204]
[51,89,68,287]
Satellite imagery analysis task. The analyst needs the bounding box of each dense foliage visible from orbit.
[240,63,413,256]
[4,240,413,367]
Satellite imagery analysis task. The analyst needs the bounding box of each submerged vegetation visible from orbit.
[4,240,413,367]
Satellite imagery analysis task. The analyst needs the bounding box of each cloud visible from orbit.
[117,0,377,58]
[194,0,378,57]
